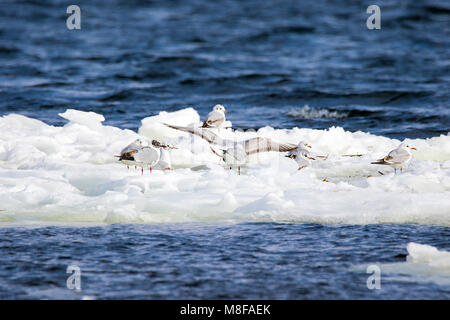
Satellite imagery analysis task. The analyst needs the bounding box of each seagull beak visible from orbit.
[307,145,312,148]
[224,109,229,113]
[169,146,178,149]
[410,147,417,150]
[161,145,168,148]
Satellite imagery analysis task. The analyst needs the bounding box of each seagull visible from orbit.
[371,142,416,174]
[116,139,173,175]
[285,141,315,170]
[202,104,229,129]
[154,142,177,170]
[116,139,144,170]
[162,123,297,174]
[119,139,144,155]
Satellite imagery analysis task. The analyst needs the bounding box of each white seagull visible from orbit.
[163,123,297,174]
[154,142,177,170]
[117,139,173,175]
[371,142,416,174]
[202,104,229,129]
[285,141,315,170]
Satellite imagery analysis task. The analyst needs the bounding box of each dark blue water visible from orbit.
[0,0,449,299]
[0,223,449,299]
[0,0,449,138]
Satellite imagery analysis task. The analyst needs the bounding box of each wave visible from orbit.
[244,25,315,41]
[264,90,434,102]
[286,105,348,119]
[0,108,449,225]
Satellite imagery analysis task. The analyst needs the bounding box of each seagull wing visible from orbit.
[120,140,141,155]
[209,146,224,158]
[202,110,225,128]
[244,137,297,156]
[371,147,410,165]
[385,148,411,164]
[118,149,138,161]
[162,123,225,147]
[133,147,160,166]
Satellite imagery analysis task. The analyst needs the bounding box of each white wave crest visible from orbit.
[286,105,348,119]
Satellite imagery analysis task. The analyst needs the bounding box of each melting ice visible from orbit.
[0,108,449,225]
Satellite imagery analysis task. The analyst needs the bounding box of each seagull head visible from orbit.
[298,141,312,149]
[213,104,229,114]
[151,140,168,148]
[400,142,416,151]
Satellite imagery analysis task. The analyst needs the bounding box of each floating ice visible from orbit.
[354,243,450,286]
[0,108,449,225]
[406,243,450,269]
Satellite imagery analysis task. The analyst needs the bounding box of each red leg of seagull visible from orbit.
[401,167,403,174]
[141,167,143,175]
[150,167,152,174]
[127,165,129,170]
[238,166,240,175]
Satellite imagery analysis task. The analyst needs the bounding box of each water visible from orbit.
[0,0,449,299]
[0,0,449,138]
[0,223,448,299]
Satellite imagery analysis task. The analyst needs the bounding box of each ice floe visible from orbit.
[0,108,449,225]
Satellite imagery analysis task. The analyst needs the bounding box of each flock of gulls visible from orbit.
[117,104,417,175]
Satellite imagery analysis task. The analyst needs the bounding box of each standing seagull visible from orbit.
[162,123,297,174]
[202,104,229,129]
[285,141,315,170]
[117,139,144,170]
[117,140,170,175]
[371,142,416,174]
[154,142,178,170]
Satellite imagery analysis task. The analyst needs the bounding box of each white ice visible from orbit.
[354,242,450,286]
[0,108,449,225]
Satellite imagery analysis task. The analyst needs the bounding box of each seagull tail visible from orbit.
[371,159,386,165]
